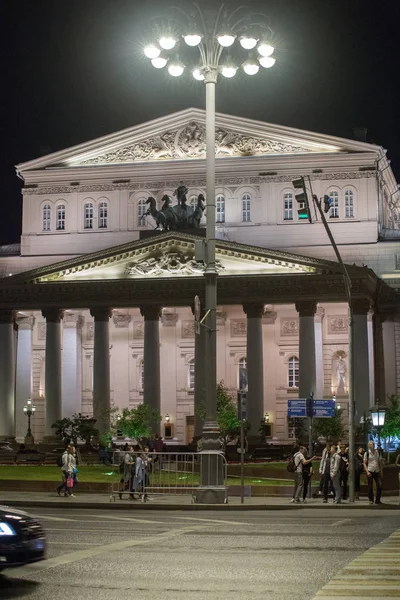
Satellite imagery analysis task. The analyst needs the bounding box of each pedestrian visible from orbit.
[320,443,333,503]
[339,444,349,500]
[318,442,330,496]
[290,446,316,503]
[118,445,135,500]
[330,443,342,504]
[56,445,76,498]
[336,439,343,453]
[354,447,365,500]
[396,453,400,503]
[132,450,145,499]
[302,448,313,503]
[364,440,384,505]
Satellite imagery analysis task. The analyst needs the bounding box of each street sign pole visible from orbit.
[240,417,244,504]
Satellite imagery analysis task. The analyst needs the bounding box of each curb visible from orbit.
[1,499,399,511]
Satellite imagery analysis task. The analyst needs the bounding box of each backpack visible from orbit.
[56,454,64,468]
[287,453,299,473]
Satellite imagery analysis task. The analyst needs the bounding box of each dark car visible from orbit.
[0,506,46,570]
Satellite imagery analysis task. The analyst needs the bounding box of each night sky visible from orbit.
[2,0,400,245]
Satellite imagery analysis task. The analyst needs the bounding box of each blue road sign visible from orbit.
[288,399,307,418]
[312,399,335,418]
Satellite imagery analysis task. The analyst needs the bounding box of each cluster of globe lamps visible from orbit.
[144,31,275,78]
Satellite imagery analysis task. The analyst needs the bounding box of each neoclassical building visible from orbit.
[0,108,399,443]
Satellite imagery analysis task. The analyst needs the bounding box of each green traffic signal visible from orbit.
[292,177,312,223]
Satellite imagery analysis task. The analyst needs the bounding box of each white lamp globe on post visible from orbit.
[369,402,387,448]
[143,1,276,503]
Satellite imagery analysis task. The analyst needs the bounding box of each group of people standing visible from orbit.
[118,444,153,500]
[292,439,385,504]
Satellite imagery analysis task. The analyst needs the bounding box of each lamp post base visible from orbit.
[196,422,226,504]
[24,434,35,448]
[195,487,227,504]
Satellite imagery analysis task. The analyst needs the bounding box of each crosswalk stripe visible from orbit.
[310,527,400,599]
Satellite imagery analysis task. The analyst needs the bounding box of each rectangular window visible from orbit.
[99,203,108,228]
[284,194,293,220]
[42,205,51,231]
[329,192,339,218]
[84,204,93,229]
[216,195,225,223]
[242,195,251,222]
[56,205,65,231]
[345,191,354,218]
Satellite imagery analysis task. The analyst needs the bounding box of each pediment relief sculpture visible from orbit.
[125,250,224,277]
[79,121,312,165]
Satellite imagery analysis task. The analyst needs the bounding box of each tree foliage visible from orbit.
[51,413,99,446]
[380,395,400,448]
[312,408,345,442]
[112,405,162,446]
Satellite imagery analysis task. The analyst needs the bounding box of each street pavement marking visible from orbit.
[32,515,77,522]
[170,516,249,526]
[7,524,207,577]
[83,514,167,525]
[48,541,102,546]
[310,527,400,599]
[331,519,352,527]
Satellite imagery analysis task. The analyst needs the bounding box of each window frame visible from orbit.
[242,194,251,222]
[56,204,66,231]
[288,356,299,389]
[137,198,147,227]
[188,358,195,390]
[216,194,225,223]
[238,356,247,390]
[344,189,354,218]
[98,201,108,229]
[84,202,94,229]
[283,192,294,221]
[42,204,51,232]
[328,191,339,219]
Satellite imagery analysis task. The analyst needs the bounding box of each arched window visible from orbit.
[344,189,354,218]
[242,194,251,222]
[42,204,51,231]
[56,204,65,231]
[137,198,147,226]
[190,196,197,210]
[239,356,247,390]
[140,360,144,390]
[328,191,339,218]
[84,202,93,229]
[288,356,299,388]
[216,194,225,223]
[284,192,293,220]
[189,359,195,390]
[99,201,108,228]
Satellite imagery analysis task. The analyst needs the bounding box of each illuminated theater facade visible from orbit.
[0,108,399,443]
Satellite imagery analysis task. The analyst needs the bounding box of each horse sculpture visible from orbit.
[144,186,206,231]
[145,196,177,231]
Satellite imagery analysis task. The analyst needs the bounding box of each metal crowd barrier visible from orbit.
[110,450,228,503]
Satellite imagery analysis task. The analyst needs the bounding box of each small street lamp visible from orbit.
[23,398,36,446]
[369,402,387,447]
[264,412,270,424]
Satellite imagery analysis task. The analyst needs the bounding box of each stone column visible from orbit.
[140,305,161,434]
[243,303,264,436]
[90,308,111,435]
[373,310,386,403]
[42,308,64,438]
[295,302,317,399]
[62,313,84,418]
[15,315,35,442]
[192,306,206,438]
[352,300,371,423]
[314,307,325,399]
[0,310,15,439]
[382,314,397,398]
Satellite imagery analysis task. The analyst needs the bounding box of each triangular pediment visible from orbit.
[16,109,381,173]
[5,232,358,285]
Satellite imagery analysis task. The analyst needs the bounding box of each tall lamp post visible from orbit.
[23,398,36,446]
[144,3,276,502]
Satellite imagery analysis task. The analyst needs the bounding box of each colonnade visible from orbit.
[0,300,397,440]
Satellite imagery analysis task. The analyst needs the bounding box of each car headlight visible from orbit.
[0,522,16,536]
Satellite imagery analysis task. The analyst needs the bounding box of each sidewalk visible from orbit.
[1,491,399,510]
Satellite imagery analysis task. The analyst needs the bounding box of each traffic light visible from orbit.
[323,195,332,213]
[292,177,312,223]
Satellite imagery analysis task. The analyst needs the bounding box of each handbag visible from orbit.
[66,476,74,488]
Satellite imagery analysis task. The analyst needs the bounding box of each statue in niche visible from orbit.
[334,351,347,394]
[144,183,205,232]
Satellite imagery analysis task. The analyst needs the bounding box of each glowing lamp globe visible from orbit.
[168,62,184,77]
[192,68,205,81]
[243,61,260,75]
[151,56,168,69]
[144,44,161,59]
[184,33,202,46]
[221,65,237,78]
[159,37,177,50]
[259,56,276,68]
[240,36,258,50]
[217,33,235,47]
[258,42,274,57]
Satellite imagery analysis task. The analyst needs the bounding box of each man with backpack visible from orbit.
[364,440,384,504]
[290,446,316,503]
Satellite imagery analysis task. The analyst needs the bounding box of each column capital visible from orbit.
[112,313,131,328]
[16,315,35,330]
[262,310,278,325]
[0,309,16,324]
[351,298,371,316]
[140,305,162,321]
[295,301,317,317]
[243,303,265,319]
[161,310,178,327]
[42,308,64,323]
[63,312,84,329]
[90,307,112,321]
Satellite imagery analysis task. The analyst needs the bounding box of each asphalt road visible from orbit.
[2,507,400,600]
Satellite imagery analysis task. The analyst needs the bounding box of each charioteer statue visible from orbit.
[143,183,205,231]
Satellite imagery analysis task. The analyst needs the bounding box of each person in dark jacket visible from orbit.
[354,447,365,500]
[339,444,349,500]
[302,449,313,503]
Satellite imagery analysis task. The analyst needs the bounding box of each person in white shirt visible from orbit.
[364,440,383,505]
[330,444,342,504]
